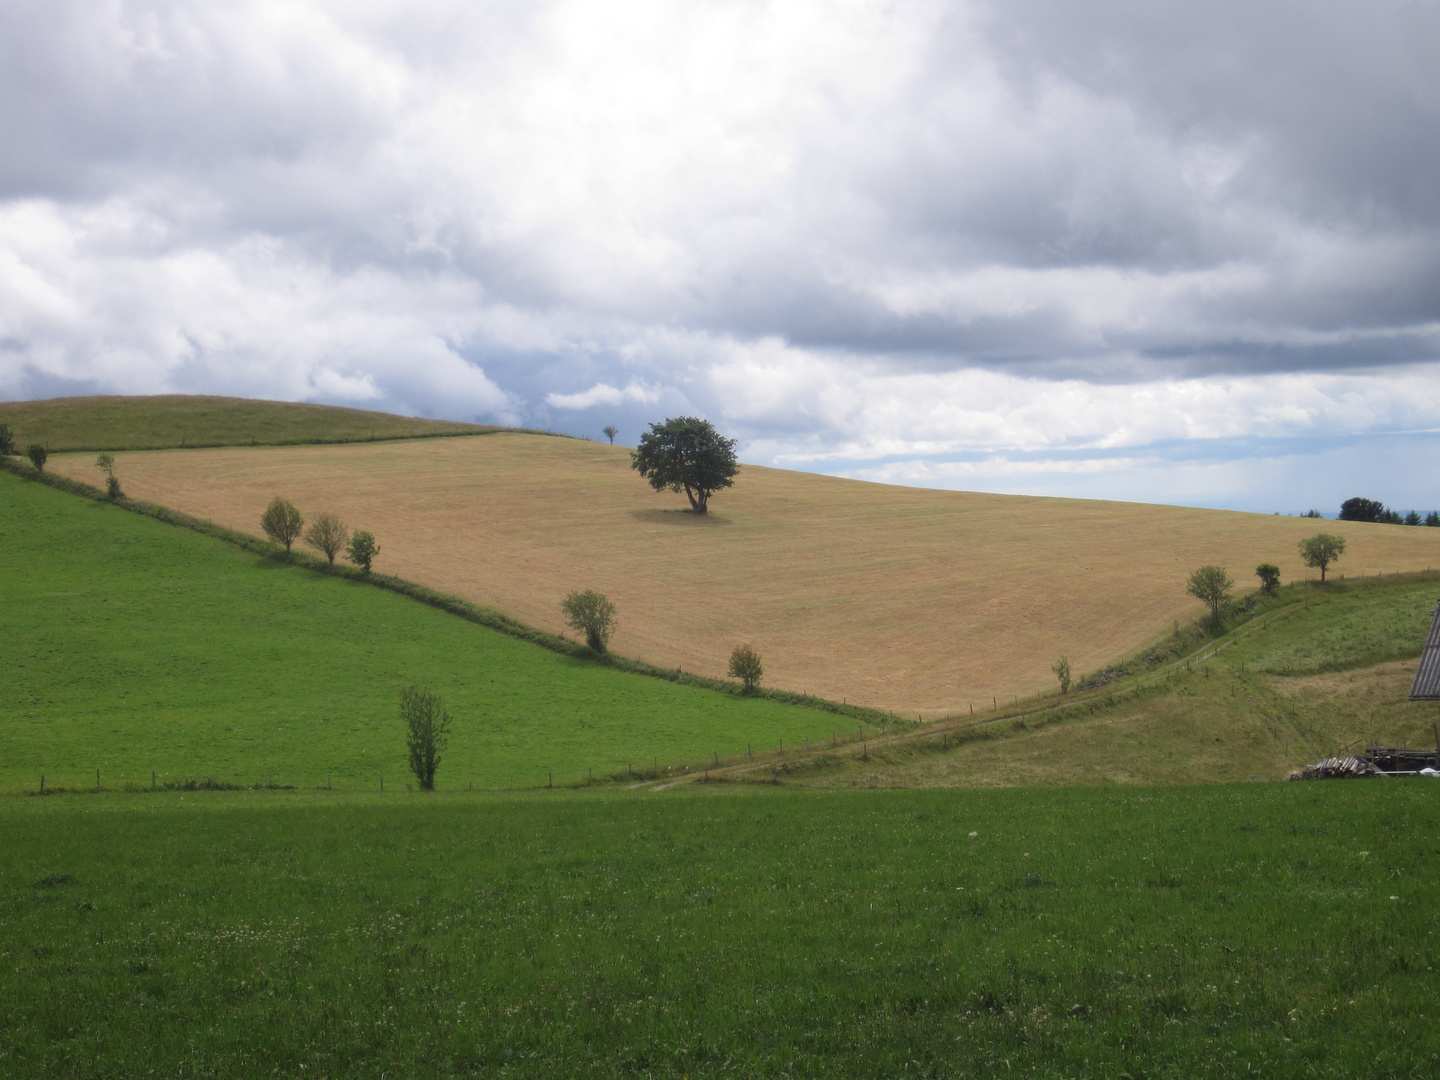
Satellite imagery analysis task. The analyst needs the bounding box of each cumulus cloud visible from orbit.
[1,0,1438,506]
[546,381,660,410]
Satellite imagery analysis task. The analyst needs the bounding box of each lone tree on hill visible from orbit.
[260,496,304,552]
[26,444,47,472]
[562,590,617,652]
[1255,563,1281,594]
[303,512,350,565]
[346,529,380,573]
[1186,565,1234,627]
[602,424,618,444]
[1298,533,1346,582]
[631,416,739,514]
[728,643,764,693]
[400,685,451,791]
[1338,497,1385,523]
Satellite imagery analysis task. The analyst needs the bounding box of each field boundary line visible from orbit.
[0,456,902,735]
[691,574,1440,785]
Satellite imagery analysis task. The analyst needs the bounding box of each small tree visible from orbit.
[346,529,380,573]
[1404,510,1422,526]
[1255,563,1281,594]
[1052,656,1071,694]
[303,512,350,565]
[260,496,304,552]
[0,424,14,455]
[728,643,764,693]
[1427,511,1440,527]
[631,416,739,514]
[94,453,122,499]
[1186,565,1234,627]
[1298,533,1346,582]
[26,444,47,472]
[602,425,618,445]
[1300,509,1322,518]
[561,590,617,652]
[400,686,451,791]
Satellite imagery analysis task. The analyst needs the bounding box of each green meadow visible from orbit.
[0,470,848,792]
[0,394,501,452]
[3,783,1438,1078]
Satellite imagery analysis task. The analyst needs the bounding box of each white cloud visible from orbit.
[2,0,1440,508]
[545,381,661,410]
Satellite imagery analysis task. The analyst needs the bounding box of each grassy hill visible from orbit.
[0,469,855,794]
[48,430,1440,714]
[752,574,1440,787]
[0,394,508,450]
[4,783,1435,1076]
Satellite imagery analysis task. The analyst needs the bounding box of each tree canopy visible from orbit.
[1338,497,1385,523]
[261,497,304,552]
[1298,533,1346,582]
[1186,565,1234,626]
[630,416,739,514]
[1255,563,1281,594]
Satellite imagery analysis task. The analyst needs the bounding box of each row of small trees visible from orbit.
[1187,532,1349,626]
[260,497,380,572]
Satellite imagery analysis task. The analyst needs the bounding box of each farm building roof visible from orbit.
[1410,602,1440,699]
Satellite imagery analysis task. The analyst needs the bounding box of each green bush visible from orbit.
[0,423,14,455]
[728,643,764,692]
[345,529,380,573]
[26,444,47,472]
[562,590,617,652]
[1255,563,1280,594]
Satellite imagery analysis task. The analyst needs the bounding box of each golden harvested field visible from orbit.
[51,435,1440,714]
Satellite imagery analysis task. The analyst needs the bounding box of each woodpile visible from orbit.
[1287,742,1440,780]
[1286,757,1382,781]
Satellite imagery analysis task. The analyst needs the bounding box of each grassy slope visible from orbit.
[0,394,504,450]
[47,434,1440,714]
[2,784,1437,1077]
[803,576,1440,787]
[0,470,854,793]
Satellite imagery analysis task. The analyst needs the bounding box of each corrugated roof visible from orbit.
[1409,603,1440,699]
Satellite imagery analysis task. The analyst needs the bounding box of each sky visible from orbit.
[2,0,1439,514]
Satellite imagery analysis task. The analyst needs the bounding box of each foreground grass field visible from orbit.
[3,783,1437,1077]
[781,575,1440,788]
[48,433,1440,714]
[0,471,849,793]
[0,394,499,450]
